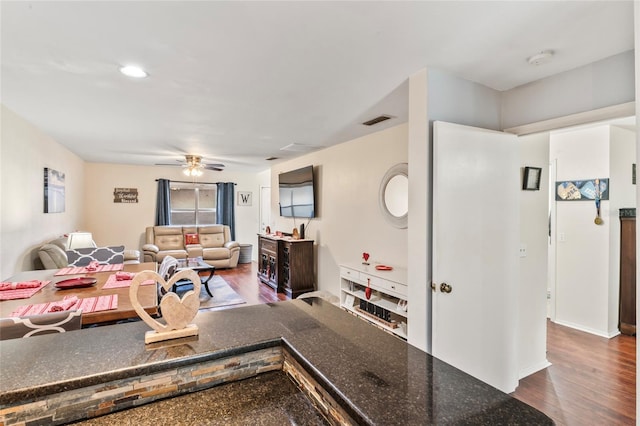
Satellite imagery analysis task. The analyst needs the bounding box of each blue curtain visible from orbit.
[155,179,171,226]
[216,182,236,240]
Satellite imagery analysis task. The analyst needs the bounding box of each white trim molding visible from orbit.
[504,102,635,136]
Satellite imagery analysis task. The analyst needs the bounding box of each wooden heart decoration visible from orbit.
[160,291,200,330]
[362,252,370,261]
[130,269,202,338]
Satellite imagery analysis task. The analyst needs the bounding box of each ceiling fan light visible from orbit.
[183,166,203,177]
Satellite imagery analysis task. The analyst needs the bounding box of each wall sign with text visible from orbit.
[237,191,252,206]
[114,188,138,203]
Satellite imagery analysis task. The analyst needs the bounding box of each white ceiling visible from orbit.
[1,1,634,172]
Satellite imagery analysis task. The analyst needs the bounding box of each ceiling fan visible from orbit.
[156,155,225,176]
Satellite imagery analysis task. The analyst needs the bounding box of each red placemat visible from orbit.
[0,281,50,301]
[55,264,124,276]
[102,274,155,289]
[10,294,118,317]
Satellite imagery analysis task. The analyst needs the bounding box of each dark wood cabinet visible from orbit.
[619,209,636,336]
[258,236,279,290]
[258,235,314,298]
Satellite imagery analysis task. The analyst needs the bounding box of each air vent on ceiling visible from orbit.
[266,157,279,161]
[362,115,392,126]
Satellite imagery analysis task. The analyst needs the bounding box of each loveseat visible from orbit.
[37,237,141,270]
[142,225,240,268]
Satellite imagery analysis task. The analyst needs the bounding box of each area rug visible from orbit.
[175,275,246,311]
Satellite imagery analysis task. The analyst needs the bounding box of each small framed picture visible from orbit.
[344,294,355,308]
[522,167,542,191]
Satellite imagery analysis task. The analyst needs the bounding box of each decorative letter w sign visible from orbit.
[238,191,252,206]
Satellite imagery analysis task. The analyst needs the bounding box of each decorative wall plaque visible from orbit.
[238,191,252,206]
[555,178,609,201]
[114,188,138,203]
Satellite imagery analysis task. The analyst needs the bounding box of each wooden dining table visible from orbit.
[0,262,158,326]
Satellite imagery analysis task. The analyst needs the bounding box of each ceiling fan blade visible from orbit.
[155,163,183,166]
[204,165,224,171]
[204,163,225,168]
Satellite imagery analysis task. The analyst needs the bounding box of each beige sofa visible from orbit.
[142,225,240,268]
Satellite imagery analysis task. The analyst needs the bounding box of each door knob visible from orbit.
[440,283,452,293]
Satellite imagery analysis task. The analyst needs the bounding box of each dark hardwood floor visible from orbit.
[215,261,289,307]
[219,263,636,425]
[513,320,636,425]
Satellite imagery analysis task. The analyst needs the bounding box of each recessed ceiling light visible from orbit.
[119,65,148,78]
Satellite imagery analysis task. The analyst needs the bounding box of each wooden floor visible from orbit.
[513,321,636,425]
[215,261,289,307]
[219,263,636,425]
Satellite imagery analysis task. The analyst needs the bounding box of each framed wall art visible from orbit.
[555,178,609,201]
[44,167,65,213]
[522,167,542,191]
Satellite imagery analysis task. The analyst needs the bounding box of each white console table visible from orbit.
[339,262,408,340]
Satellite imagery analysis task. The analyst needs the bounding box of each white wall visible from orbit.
[427,68,503,131]
[256,168,272,256]
[0,105,85,279]
[83,163,263,258]
[270,123,408,298]
[550,125,621,337]
[502,51,635,129]
[518,132,551,378]
[408,69,429,351]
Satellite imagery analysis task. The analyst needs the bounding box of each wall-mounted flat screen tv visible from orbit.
[279,165,315,218]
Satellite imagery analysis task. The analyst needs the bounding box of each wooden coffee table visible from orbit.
[174,258,216,297]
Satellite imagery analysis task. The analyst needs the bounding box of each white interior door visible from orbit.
[432,121,519,393]
[260,186,271,233]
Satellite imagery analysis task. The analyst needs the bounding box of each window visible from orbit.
[170,183,216,226]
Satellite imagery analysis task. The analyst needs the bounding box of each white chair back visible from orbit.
[0,310,82,340]
[158,255,179,281]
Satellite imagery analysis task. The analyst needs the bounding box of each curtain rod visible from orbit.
[155,179,236,185]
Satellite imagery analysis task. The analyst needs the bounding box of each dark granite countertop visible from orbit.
[0,299,552,425]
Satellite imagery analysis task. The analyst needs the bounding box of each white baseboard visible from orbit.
[519,359,552,380]
[607,329,621,338]
[553,319,612,338]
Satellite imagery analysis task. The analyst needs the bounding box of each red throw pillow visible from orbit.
[185,233,200,245]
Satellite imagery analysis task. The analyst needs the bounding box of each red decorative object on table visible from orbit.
[362,252,370,265]
[55,277,97,289]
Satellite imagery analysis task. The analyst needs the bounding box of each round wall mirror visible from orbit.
[379,163,408,228]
